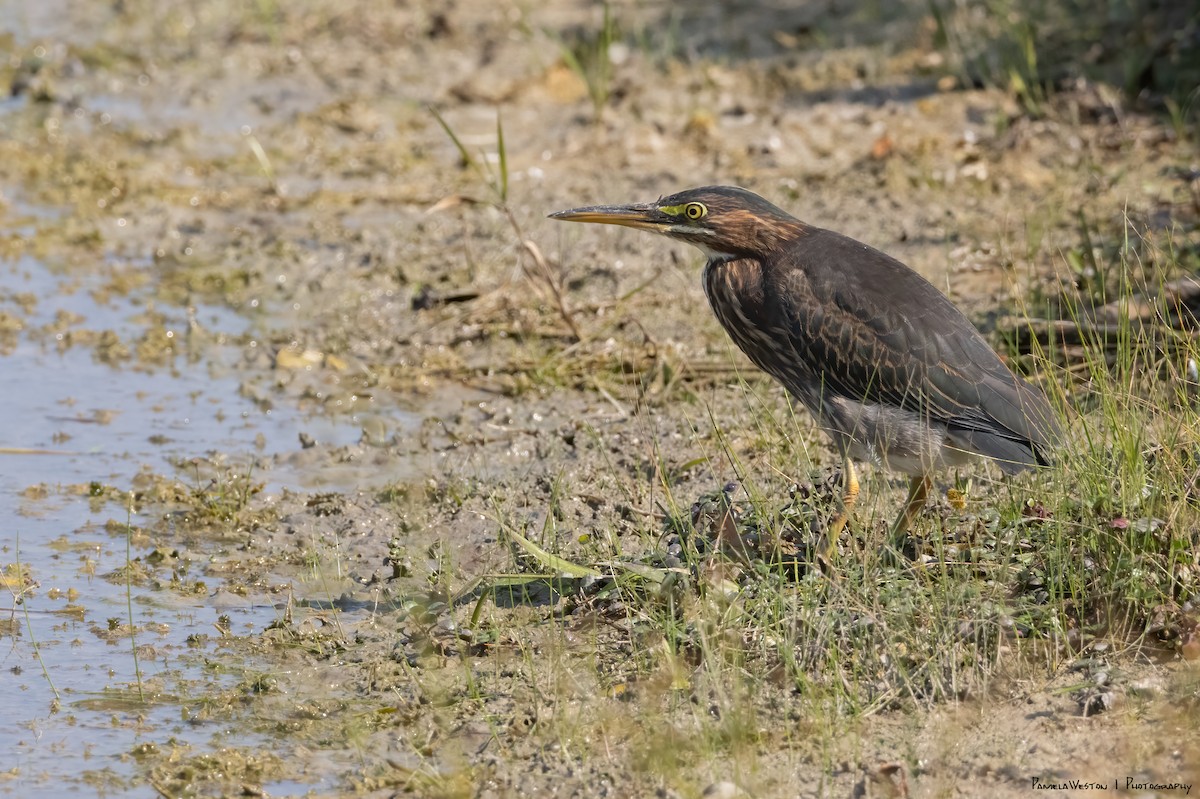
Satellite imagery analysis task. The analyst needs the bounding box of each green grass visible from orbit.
[11,541,60,705]
[125,74,1195,796]
[457,215,1199,777]
[546,2,618,122]
[430,108,584,344]
[929,0,1200,124]
[10,0,1191,792]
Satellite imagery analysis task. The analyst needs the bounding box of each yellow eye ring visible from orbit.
[684,202,707,220]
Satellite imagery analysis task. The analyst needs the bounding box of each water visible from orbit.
[0,11,425,790]
[0,244,413,795]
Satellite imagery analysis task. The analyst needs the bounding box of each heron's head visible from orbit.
[550,185,804,260]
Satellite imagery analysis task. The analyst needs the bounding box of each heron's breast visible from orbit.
[702,258,818,399]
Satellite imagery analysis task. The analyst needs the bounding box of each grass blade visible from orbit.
[429,106,477,172]
[496,113,508,204]
[509,530,602,578]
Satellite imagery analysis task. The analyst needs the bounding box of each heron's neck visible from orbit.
[690,241,738,264]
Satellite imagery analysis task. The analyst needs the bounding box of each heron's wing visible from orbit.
[771,228,1060,470]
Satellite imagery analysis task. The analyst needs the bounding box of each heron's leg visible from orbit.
[890,474,931,544]
[825,456,860,541]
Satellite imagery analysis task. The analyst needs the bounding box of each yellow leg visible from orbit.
[890,474,931,545]
[824,456,860,547]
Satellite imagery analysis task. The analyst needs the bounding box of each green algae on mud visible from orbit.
[1,0,1199,796]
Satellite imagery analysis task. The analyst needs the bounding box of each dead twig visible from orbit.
[520,236,582,342]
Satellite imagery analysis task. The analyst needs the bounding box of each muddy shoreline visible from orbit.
[2,0,1198,796]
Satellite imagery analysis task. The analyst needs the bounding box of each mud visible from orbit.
[1,0,1198,796]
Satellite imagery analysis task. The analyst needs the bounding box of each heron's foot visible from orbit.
[815,457,860,574]
[878,475,931,566]
[813,511,850,574]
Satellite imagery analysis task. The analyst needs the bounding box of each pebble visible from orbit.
[702,782,747,799]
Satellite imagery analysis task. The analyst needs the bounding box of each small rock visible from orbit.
[857,761,909,798]
[1129,676,1163,697]
[1081,690,1118,716]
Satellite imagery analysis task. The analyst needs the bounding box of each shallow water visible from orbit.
[0,243,411,794]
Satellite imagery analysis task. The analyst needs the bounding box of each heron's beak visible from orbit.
[548,203,667,232]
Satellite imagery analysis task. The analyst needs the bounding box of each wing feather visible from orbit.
[767,228,1060,469]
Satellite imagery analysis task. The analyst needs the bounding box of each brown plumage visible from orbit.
[550,185,1060,546]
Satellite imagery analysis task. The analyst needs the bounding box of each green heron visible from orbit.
[550,186,1060,549]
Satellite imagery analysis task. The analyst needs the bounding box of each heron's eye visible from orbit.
[684,202,707,220]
